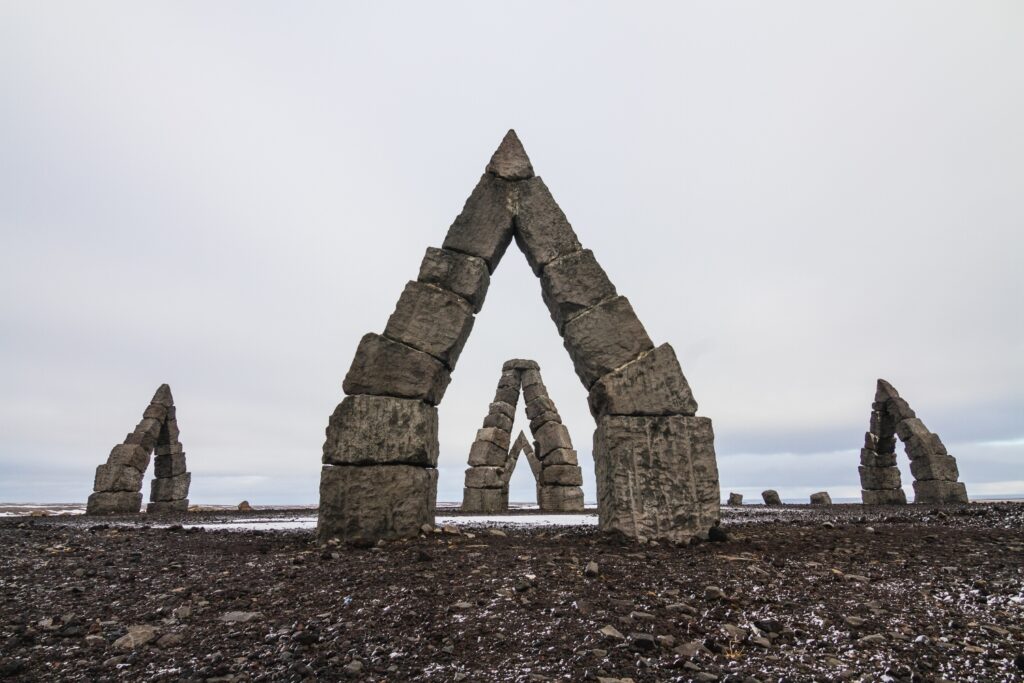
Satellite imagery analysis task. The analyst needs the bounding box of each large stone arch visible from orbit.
[859,379,968,504]
[318,131,720,543]
[86,384,192,515]
[461,359,585,513]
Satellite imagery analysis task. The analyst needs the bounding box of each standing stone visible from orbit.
[562,296,654,389]
[727,492,743,506]
[318,465,436,542]
[809,492,832,505]
[761,490,782,506]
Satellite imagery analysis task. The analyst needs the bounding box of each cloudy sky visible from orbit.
[2,2,1022,505]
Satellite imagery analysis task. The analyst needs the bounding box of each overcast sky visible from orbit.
[2,2,1022,505]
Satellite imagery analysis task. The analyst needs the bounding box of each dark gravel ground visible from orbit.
[1,503,1022,682]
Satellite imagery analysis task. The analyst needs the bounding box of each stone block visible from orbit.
[525,396,556,420]
[476,427,511,451]
[441,173,515,272]
[541,464,583,486]
[913,479,968,504]
[809,492,832,505]
[869,410,896,438]
[94,464,144,493]
[593,415,719,543]
[86,491,143,515]
[858,465,902,490]
[529,410,561,433]
[416,247,490,312]
[539,249,618,332]
[482,412,513,432]
[562,297,654,389]
[874,379,899,403]
[543,448,579,466]
[502,359,539,372]
[861,488,907,505]
[159,419,180,446]
[519,368,542,387]
[522,382,547,404]
[512,177,582,275]
[107,444,151,472]
[489,401,516,420]
[151,473,191,502]
[497,370,521,389]
[468,440,507,467]
[146,500,189,514]
[155,443,184,456]
[125,418,162,451]
[761,490,782,506]
[143,403,169,421]
[464,466,503,489]
[493,386,519,406]
[876,434,897,455]
[461,487,507,513]
[343,333,451,405]
[860,448,897,468]
[383,281,475,369]
[910,454,960,482]
[587,344,697,418]
[154,453,187,479]
[535,421,573,456]
[538,485,584,512]
[323,395,438,466]
[727,492,743,506]
[486,130,534,180]
[895,419,947,458]
[887,397,917,421]
[317,465,437,542]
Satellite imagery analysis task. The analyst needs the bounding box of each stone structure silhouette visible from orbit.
[462,360,584,513]
[318,130,719,543]
[860,379,968,505]
[761,490,782,506]
[86,384,191,515]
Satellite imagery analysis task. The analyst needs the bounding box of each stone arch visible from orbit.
[318,131,720,543]
[859,379,968,505]
[86,384,191,515]
[461,360,584,513]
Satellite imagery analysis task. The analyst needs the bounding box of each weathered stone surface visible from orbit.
[562,297,654,389]
[86,491,143,515]
[343,333,451,405]
[151,473,191,502]
[513,177,582,275]
[461,486,507,513]
[486,130,534,181]
[910,454,960,482]
[464,466,504,489]
[875,434,897,455]
[442,173,514,272]
[541,465,583,486]
[859,466,902,490]
[519,368,542,388]
[125,418,162,451]
[539,249,618,332]
[154,453,187,478]
[727,492,743,506]
[535,421,573,456]
[913,479,968,504]
[809,491,832,505]
[525,396,556,420]
[895,418,947,458]
[383,281,475,369]
[502,359,539,372]
[416,247,490,312]
[154,443,184,456]
[543,448,579,466]
[146,499,189,514]
[594,415,719,542]
[522,381,547,404]
[94,464,144,493]
[493,386,519,406]
[875,378,899,402]
[143,403,169,421]
[159,418,180,446]
[482,412,513,432]
[860,448,897,468]
[887,397,917,421]
[323,395,438,466]
[539,485,585,512]
[497,370,521,389]
[152,384,174,406]
[468,440,507,467]
[489,401,516,420]
[588,344,697,418]
[317,465,437,542]
[529,410,561,433]
[869,410,897,438]
[761,490,782,506]
[108,444,152,472]
[862,488,907,505]
[476,427,511,451]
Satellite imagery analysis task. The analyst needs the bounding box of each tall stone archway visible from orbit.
[859,379,968,505]
[318,131,719,543]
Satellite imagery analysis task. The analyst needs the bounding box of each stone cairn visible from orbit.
[86,384,191,515]
[860,379,968,505]
[809,491,832,505]
[318,130,719,544]
[761,490,782,506]
[727,492,743,506]
[462,360,585,513]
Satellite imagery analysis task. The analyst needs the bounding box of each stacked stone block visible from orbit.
[86,384,190,515]
[859,379,967,505]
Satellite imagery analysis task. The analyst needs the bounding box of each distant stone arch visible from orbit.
[86,384,191,515]
[318,131,719,543]
[859,379,968,505]
[462,360,584,513]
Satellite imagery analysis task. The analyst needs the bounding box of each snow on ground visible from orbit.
[177,514,600,532]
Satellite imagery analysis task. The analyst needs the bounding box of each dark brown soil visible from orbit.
[1,503,1023,682]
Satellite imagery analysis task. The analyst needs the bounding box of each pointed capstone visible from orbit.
[486,130,534,180]
[152,384,174,407]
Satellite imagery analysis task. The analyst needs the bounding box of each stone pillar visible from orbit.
[462,370,519,513]
[727,492,743,506]
[761,490,782,506]
[809,491,832,505]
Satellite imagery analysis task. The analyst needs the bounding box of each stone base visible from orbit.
[913,479,968,504]
[593,415,719,543]
[146,499,189,514]
[317,465,436,543]
[461,487,508,513]
[858,465,902,490]
[151,472,191,502]
[538,485,584,512]
[861,488,907,505]
[86,491,143,515]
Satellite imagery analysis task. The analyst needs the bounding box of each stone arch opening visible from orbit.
[86,384,192,514]
[859,379,968,505]
[318,130,719,543]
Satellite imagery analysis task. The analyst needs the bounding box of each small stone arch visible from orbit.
[86,384,191,514]
[859,379,968,505]
[461,360,584,513]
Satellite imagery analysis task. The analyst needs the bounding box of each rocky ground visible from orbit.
[1,503,1023,682]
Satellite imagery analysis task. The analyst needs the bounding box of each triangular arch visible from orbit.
[859,379,968,504]
[318,131,719,543]
[86,384,191,514]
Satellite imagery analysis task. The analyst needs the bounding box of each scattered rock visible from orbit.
[156,633,183,648]
[113,625,157,650]
[584,560,599,577]
[629,632,657,652]
[237,500,252,511]
[599,625,625,640]
[704,585,726,600]
[219,611,262,624]
[708,525,729,543]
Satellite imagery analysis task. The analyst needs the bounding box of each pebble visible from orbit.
[858,634,886,644]
[584,561,599,577]
[598,625,625,640]
[112,625,157,650]
[844,616,866,628]
[629,632,656,652]
[156,633,183,648]
[219,611,262,623]
[343,659,363,676]
[704,586,726,600]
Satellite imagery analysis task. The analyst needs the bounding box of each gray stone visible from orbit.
[106,444,151,473]
[502,359,539,371]
[809,491,832,505]
[441,173,515,272]
[482,412,513,432]
[416,247,490,312]
[860,448,898,468]
[493,386,519,406]
[859,466,902,490]
[158,418,180,446]
[539,249,617,332]
[154,453,187,478]
[464,466,503,489]
[383,281,475,369]
[875,378,900,403]
[529,410,561,433]
[147,500,189,514]
[93,464,144,493]
[869,410,897,439]
[562,296,654,389]
[522,381,547,404]
[910,454,960,482]
[913,479,968,504]
[588,344,697,418]
[896,419,947,459]
[525,396,556,420]
[475,427,511,451]
[541,464,584,486]
[461,486,507,513]
[519,368,542,387]
[535,421,573,456]
[543,448,579,466]
[496,370,521,389]
[861,488,907,505]
[727,492,743,506]
[342,333,451,405]
[761,490,782,506]
[317,465,437,542]
[323,395,438,466]
[489,401,516,420]
[151,473,191,502]
[125,418,162,451]
[594,415,719,542]
[152,384,174,406]
[154,443,184,456]
[143,403,169,421]
[486,129,534,180]
[887,397,917,421]
[468,440,507,467]
[86,491,143,515]
[512,177,582,275]
[539,485,585,512]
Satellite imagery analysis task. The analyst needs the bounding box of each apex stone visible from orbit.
[486,129,534,180]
